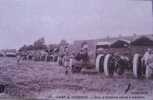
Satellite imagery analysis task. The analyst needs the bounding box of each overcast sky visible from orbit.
[0,0,152,49]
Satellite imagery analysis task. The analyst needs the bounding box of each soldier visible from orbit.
[81,42,89,66]
[142,48,151,65]
[16,51,21,63]
[142,48,153,79]
[63,46,70,74]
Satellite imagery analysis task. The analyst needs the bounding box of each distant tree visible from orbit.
[18,37,47,52]
[19,45,28,51]
[59,40,69,47]
[26,45,34,50]
[33,37,47,50]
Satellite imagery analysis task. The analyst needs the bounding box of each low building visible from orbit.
[3,49,17,57]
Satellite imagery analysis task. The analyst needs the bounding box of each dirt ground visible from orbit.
[0,57,152,100]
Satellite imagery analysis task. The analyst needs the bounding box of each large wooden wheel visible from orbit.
[104,54,115,76]
[96,54,105,73]
[133,53,142,78]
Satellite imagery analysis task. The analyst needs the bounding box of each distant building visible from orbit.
[72,34,152,60]
[2,49,17,57]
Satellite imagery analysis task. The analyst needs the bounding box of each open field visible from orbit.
[0,57,152,100]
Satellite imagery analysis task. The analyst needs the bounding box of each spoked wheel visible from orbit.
[133,53,142,78]
[96,54,105,73]
[104,54,115,76]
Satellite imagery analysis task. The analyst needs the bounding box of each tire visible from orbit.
[104,54,115,76]
[96,54,104,73]
[133,54,142,78]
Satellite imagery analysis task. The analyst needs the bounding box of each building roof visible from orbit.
[111,39,130,48]
[131,35,153,46]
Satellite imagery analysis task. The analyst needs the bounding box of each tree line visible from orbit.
[19,37,69,52]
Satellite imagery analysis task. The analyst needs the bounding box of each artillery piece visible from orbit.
[96,36,153,79]
[61,36,153,79]
[96,40,131,77]
[69,40,130,74]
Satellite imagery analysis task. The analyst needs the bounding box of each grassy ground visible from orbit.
[0,57,152,100]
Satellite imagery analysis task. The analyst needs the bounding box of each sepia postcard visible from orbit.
[0,0,152,100]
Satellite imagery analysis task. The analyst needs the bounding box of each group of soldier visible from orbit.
[16,50,57,63]
[16,41,153,78]
[16,42,90,75]
[59,42,89,74]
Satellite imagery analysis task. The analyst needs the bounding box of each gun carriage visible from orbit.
[96,36,153,78]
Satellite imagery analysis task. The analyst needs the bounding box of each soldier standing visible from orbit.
[81,42,89,67]
[142,48,153,79]
[17,51,21,63]
[64,46,70,74]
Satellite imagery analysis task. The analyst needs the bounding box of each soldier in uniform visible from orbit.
[63,46,70,74]
[17,51,21,63]
[81,42,89,67]
[142,48,153,79]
